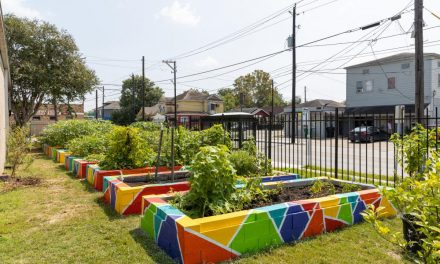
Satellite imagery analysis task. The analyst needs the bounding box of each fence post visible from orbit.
[269,113,273,160]
[334,108,339,179]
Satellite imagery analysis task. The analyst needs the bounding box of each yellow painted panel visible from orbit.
[379,197,397,218]
[201,225,242,246]
[115,188,142,214]
[323,206,339,218]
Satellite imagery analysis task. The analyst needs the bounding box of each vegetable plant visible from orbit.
[66,134,108,157]
[99,126,155,170]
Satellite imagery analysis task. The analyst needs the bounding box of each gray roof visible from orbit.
[298,99,345,108]
[345,52,440,69]
[227,107,268,115]
[98,101,120,110]
[165,89,223,102]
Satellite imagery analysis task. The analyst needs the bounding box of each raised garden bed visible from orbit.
[140,178,397,264]
[104,174,301,216]
[92,165,183,192]
[103,171,191,215]
[73,159,97,179]
[55,149,71,164]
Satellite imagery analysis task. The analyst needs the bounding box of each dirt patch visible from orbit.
[0,176,42,193]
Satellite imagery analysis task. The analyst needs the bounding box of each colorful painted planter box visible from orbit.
[140,178,397,264]
[65,156,81,172]
[103,171,191,215]
[93,166,184,192]
[86,164,101,184]
[55,149,70,164]
[73,159,97,179]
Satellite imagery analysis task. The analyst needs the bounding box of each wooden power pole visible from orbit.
[415,0,424,123]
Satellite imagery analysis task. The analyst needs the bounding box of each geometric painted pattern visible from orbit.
[140,180,397,264]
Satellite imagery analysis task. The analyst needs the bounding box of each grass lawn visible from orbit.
[0,153,409,263]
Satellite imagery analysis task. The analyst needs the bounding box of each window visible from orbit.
[49,116,56,121]
[32,116,41,121]
[388,77,396,89]
[401,63,410,69]
[438,61,440,68]
[362,69,369,74]
[438,73,440,88]
[356,81,363,93]
[365,80,373,92]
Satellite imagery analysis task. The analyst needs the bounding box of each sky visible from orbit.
[2,0,440,111]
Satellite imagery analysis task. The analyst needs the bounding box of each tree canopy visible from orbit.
[5,15,98,126]
[218,70,287,111]
[111,75,163,125]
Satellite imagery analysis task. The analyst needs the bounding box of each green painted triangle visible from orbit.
[230,211,283,254]
[337,203,352,224]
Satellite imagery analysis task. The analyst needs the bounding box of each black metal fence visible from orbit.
[199,108,440,187]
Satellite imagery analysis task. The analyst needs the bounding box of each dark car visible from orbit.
[349,126,388,143]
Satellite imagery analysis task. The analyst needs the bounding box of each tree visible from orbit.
[116,75,163,124]
[5,15,98,126]
[218,70,286,111]
[218,88,238,112]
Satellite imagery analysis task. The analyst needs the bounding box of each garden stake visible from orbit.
[155,123,164,181]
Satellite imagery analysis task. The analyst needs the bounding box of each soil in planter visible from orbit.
[174,182,354,218]
[122,171,190,187]
[242,184,345,210]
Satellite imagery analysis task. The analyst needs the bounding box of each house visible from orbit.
[227,107,269,117]
[30,104,84,136]
[345,52,440,130]
[0,5,10,175]
[136,103,167,122]
[283,99,345,138]
[141,89,224,125]
[95,101,121,120]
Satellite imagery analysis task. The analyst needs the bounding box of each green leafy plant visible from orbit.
[341,183,362,193]
[363,125,440,263]
[6,126,33,178]
[39,119,113,148]
[66,134,108,157]
[200,124,232,149]
[309,180,335,196]
[99,126,155,170]
[173,145,236,217]
[391,124,436,179]
[130,121,161,131]
[229,138,272,177]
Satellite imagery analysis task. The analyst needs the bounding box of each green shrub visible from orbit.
[229,138,271,176]
[39,119,113,148]
[173,145,236,217]
[200,124,231,149]
[6,126,33,178]
[66,134,108,157]
[99,126,155,170]
[229,150,259,176]
[175,126,202,165]
[130,121,161,131]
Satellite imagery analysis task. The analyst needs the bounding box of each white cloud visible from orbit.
[195,56,219,68]
[160,1,200,26]
[2,0,42,18]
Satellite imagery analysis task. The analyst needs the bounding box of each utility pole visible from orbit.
[142,56,146,121]
[102,86,105,120]
[163,60,177,180]
[132,74,136,119]
[415,0,424,124]
[291,4,297,142]
[95,89,98,120]
[304,86,307,103]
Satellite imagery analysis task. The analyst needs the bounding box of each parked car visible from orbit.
[349,126,388,143]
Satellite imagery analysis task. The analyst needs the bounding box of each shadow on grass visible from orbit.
[94,196,126,221]
[129,228,175,264]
